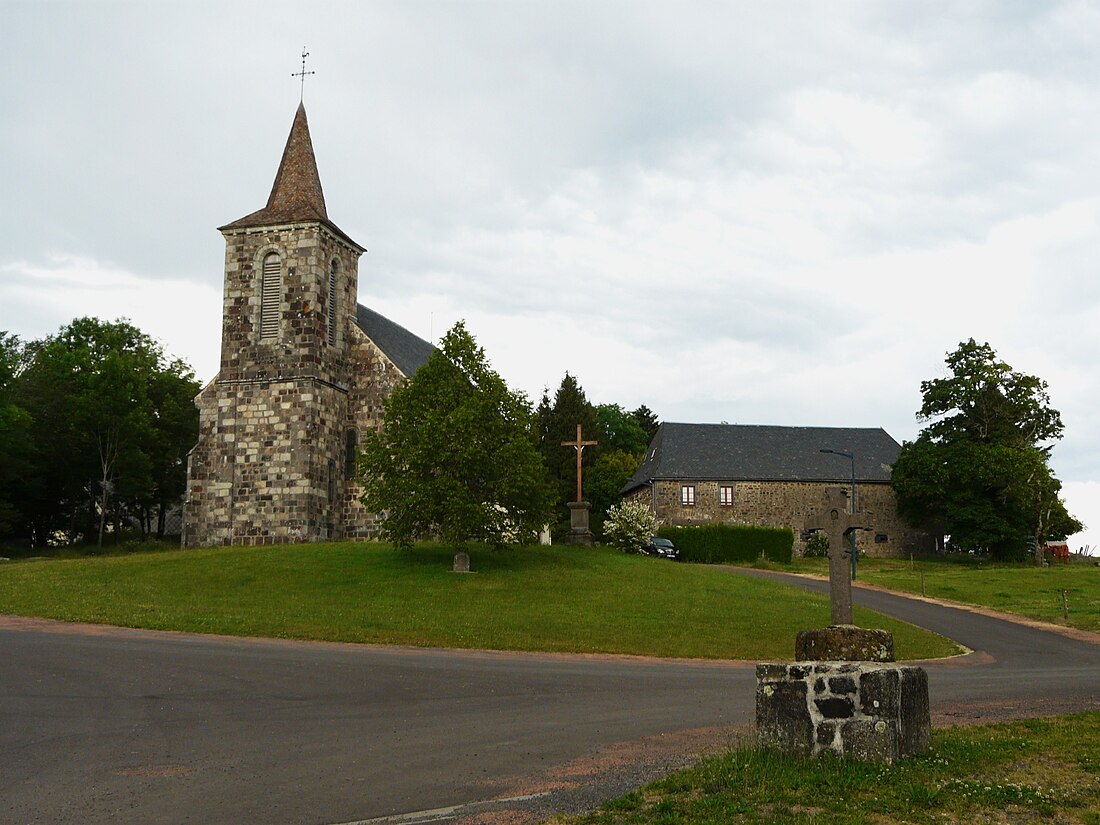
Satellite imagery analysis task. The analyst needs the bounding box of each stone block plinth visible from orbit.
[796,625,895,662]
[756,662,930,763]
[566,501,593,546]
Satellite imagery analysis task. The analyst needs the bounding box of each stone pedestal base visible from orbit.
[796,626,895,662]
[756,662,930,763]
[566,502,593,546]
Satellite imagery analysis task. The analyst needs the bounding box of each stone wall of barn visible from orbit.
[625,479,934,557]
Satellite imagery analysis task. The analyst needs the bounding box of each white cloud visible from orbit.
[0,255,222,381]
[2,1,1100,550]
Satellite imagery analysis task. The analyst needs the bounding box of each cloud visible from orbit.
[0,255,221,378]
[2,1,1099,548]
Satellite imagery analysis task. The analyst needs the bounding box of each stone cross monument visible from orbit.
[561,423,597,545]
[755,485,932,763]
[805,486,871,626]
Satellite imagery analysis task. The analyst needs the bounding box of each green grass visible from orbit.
[567,711,1100,824]
[0,542,958,660]
[784,555,1100,634]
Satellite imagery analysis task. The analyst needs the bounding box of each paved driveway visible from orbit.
[2,571,1098,824]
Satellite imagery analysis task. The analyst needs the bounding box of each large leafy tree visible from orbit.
[0,333,33,536]
[893,339,1081,561]
[536,373,600,512]
[595,403,650,457]
[10,318,199,546]
[359,321,552,553]
[534,380,658,537]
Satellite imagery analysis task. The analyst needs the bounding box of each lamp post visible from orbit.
[820,448,858,579]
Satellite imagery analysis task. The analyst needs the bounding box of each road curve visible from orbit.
[2,572,1098,825]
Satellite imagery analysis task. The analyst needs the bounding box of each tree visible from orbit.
[586,448,644,537]
[536,373,600,516]
[12,318,199,546]
[893,339,1081,561]
[140,361,202,538]
[595,403,650,457]
[0,333,33,537]
[631,404,660,443]
[358,321,552,555]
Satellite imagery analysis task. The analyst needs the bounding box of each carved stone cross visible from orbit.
[561,423,597,503]
[806,486,872,626]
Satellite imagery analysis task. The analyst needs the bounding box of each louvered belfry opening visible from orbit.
[328,259,338,346]
[260,252,282,340]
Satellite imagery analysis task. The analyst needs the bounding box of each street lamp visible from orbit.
[819,448,858,579]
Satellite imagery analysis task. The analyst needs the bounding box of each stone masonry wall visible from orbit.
[756,662,931,762]
[341,327,406,540]
[217,222,360,388]
[183,378,349,546]
[183,220,364,547]
[627,480,934,557]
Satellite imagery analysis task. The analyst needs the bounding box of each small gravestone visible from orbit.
[453,551,470,573]
[755,486,931,763]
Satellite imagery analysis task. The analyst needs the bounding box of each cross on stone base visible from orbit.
[806,486,872,625]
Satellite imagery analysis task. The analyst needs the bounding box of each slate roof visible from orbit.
[220,103,363,251]
[355,304,435,377]
[622,423,902,494]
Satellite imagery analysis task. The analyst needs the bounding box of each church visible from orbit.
[182,104,433,547]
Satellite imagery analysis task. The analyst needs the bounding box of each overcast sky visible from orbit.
[2,1,1098,551]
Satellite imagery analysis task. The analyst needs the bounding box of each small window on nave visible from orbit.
[345,429,358,478]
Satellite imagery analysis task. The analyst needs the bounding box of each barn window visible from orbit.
[260,252,282,340]
[875,533,889,544]
[681,485,696,506]
[327,258,339,346]
[719,485,734,506]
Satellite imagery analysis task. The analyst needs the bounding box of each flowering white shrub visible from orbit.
[603,499,659,553]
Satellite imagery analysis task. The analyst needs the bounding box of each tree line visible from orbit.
[1,316,1081,562]
[358,322,660,550]
[0,319,200,548]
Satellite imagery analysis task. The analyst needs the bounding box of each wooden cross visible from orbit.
[561,423,598,504]
[806,486,872,626]
[292,47,315,101]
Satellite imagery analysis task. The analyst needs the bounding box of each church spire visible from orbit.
[221,102,356,238]
[263,102,328,222]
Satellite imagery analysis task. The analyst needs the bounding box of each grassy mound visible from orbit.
[0,542,959,660]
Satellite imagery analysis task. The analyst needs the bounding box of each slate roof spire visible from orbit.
[220,103,361,249]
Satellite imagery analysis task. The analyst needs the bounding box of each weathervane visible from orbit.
[292,47,315,101]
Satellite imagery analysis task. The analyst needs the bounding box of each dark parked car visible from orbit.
[642,536,680,560]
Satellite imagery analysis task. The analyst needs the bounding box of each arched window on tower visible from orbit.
[327,258,339,346]
[260,252,282,340]
[345,429,358,479]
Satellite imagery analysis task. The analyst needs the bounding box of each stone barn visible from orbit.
[182,103,433,547]
[621,423,935,557]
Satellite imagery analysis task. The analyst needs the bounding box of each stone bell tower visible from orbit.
[183,103,366,546]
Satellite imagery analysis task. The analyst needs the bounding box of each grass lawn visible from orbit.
[568,711,1100,824]
[785,555,1100,635]
[0,542,958,660]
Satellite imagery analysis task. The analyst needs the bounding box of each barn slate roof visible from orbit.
[355,304,435,378]
[622,423,902,494]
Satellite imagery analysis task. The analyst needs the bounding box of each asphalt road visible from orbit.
[2,570,1098,825]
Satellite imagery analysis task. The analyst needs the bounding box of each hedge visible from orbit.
[656,523,794,565]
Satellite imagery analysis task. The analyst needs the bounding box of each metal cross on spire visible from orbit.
[292,47,315,101]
